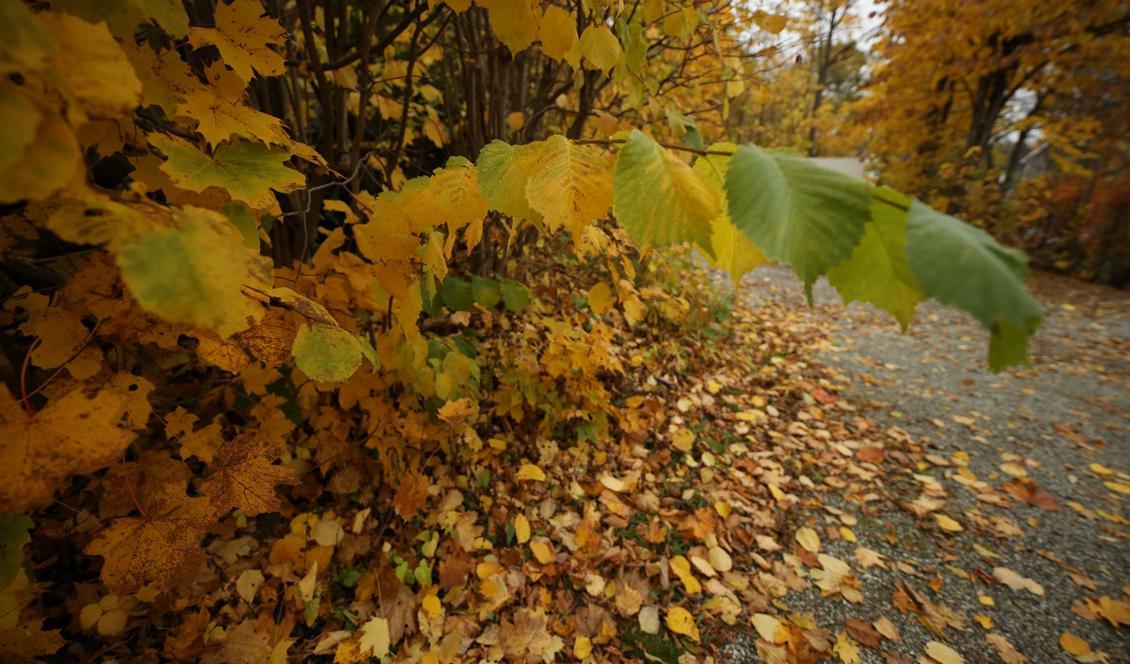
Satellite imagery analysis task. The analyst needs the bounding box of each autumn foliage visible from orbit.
[0,0,1067,661]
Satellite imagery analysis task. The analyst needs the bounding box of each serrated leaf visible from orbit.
[292,323,363,382]
[117,207,261,337]
[692,145,768,285]
[477,140,546,222]
[726,145,871,288]
[905,201,1043,369]
[525,135,612,234]
[827,188,925,330]
[188,0,286,81]
[151,136,304,211]
[613,130,719,250]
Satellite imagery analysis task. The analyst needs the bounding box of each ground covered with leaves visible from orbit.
[6,249,1124,664]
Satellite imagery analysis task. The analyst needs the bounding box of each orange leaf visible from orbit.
[393,471,429,520]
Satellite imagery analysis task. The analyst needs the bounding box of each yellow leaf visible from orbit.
[573,634,592,660]
[488,0,540,54]
[935,514,964,533]
[672,428,695,452]
[795,527,821,553]
[751,613,784,643]
[588,283,613,314]
[189,0,286,81]
[924,640,964,664]
[974,614,993,629]
[422,594,442,619]
[753,10,788,34]
[358,616,390,659]
[1088,463,1113,476]
[236,569,264,604]
[839,527,857,543]
[1059,632,1092,658]
[579,25,621,74]
[524,135,612,235]
[665,606,699,642]
[707,546,733,573]
[538,6,579,66]
[516,463,546,482]
[1103,481,1130,495]
[514,514,531,544]
[529,539,554,564]
[38,12,142,119]
[506,111,525,132]
[834,631,861,664]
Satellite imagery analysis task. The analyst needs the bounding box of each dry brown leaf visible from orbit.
[199,433,298,516]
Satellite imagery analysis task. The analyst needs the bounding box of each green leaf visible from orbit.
[692,145,768,286]
[827,188,925,330]
[357,335,379,370]
[613,130,719,250]
[471,276,502,309]
[501,280,532,313]
[476,140,544,222]
[292,322,363,382]
[438,276,474,312]
[620,21,647,74]
[151,136,304,210]
[905,201,1043,369]
[117,208,260,337]
[0,513,33,588]
[223,202,260,249]
[726,146,871,288]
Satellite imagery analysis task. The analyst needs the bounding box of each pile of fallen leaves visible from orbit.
[5,247,1129,664]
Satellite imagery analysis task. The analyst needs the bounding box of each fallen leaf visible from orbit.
[795,527,821,553]
[393,471,429,520]
[514,514,531,544]
[934,514,963,533]
[986,633,1027,663]
[516,463,546,481]
[236,569,264,604]
[924,640,964,664]
[835,631,861,663]
[358,616,390,659]
[665,606,700,642]
[993,566,1044,596]
[751,613,784,643]
[845,617,881,648]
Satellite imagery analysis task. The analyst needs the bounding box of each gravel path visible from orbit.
[725,267,1130,663]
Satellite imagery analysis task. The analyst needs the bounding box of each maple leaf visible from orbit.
[189,0,287,82]
[392,471,429,520]
[150,136,304,212]
[199,433,298,516]
[85,478,214,594]
[0,378,151,512]
[177,89,289,147]
[500,608,564,663]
